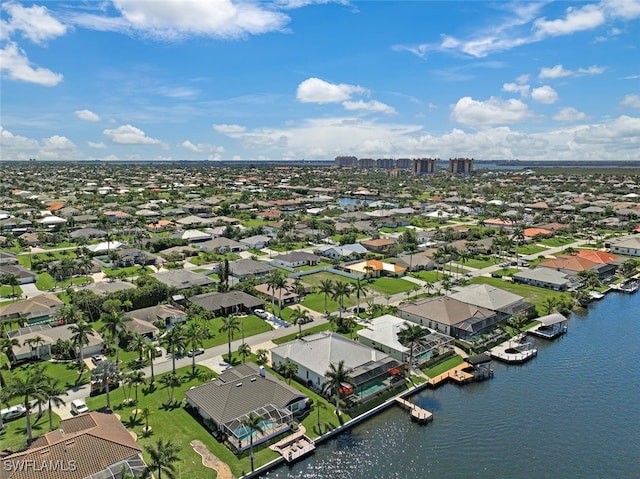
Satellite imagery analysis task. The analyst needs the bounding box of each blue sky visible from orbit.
[1,0,639,162]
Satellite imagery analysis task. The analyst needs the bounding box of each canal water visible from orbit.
[261,291,640,479]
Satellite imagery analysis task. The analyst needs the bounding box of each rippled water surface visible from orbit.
[262,292,640,479]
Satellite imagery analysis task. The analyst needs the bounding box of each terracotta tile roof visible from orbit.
[524,228,552,237]
[575,249,618,264]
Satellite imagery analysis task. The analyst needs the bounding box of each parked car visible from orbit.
[71,399,89,415]
[91,354,104,364]
[254,308,267,318]
[1,405,26,422]
[187,348,205,357]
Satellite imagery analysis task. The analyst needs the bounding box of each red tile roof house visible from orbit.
[0,411,145,479]
[359,238,396,253]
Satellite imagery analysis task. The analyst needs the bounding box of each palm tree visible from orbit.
[0,337,20,367]
[218,315,240,362]
[507,312,529,333]
[326,314,340,332]
[352,279,368,315]
[266,271,287,317]
[69,320,95,371]
[398,322,427,376]
[159,373,181,404]
[160,324,186,374]
[543,297,558,315]
[432,249,445,280]
[322,360,353,416]
[331,281,352,319]
[145,438,181,479]
[128,370,146,404]
[237,343,251,364]
[127,332,147,362]
[54,303,84,325]
[183,320,209,374]
[143,339,159,384]
[290,306,311,337]
[422,281,434,296]
[7,366,45,443]
[511,226,525,267]
[240,413,265,472]
[255,348,269,366]
[24,335,45,359]
[42,376,67,431]
[279,360,298,384]
[141,407,152,434]
[91,359,120,410]
[0,273,20,300]
[100,310,129,364]
[317,279,334,314]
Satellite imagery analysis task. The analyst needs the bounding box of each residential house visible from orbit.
[608,235,640,257]
[174,229,212,242]
[346,259,406,278]
[360,238,396,254]
[272,252,321,269]
[449,284,531,321]
[315,243,368,260]
[199,237,247,254]
[0,264,36,284]
[184,363,308,451]
[239,234,272,250]
[151,269,216,290]
[538,255,612,281]
[357,314,453,366]
[0,293,63,326]
[188,290,264,316]
[124,304,186,339]
[0,252,18,266]
[229,258,275,281]
[0,411,145,479]
[270,331,401,402]
[69,227,107,240]
[394,251,436,272]
[512,268,574,291]
[398,296,499,340]
[85,280,136,296]
[7,323,103,362]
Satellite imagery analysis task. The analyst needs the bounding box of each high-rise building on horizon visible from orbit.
[448,157,473,175]
[413,158,437,175]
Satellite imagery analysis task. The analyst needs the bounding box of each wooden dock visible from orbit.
[395,397,433,424]
[427,363,475,387]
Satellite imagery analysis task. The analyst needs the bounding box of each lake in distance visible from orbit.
[261,291,640,479]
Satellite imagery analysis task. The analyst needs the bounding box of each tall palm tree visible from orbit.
[91,359,120,410]
[100,309,129,364]
[141,407,152,434]
[143,339,159,384]
[322,360,353,416]
[128,370,146,404]
[127,332,147,362]
[145,438,181,479]
[0,337,20,367]
[160,373,181,404]
[352,279,368,315]
[240,413,265,471]
[0,273,20,300]
[218,315,240,362]
[42,376,67,431]
[279,360,298,384]
[290,306,311,336]
[7,366,45,443]
[398,322,427,376]
[266,271,287,317]
[237,343,251,364]
[183,320,209,374]
[331,281,352,319]
[160,324,186,374]
[432,249,445,281]
[69,320,95,371]
[317,279,334,314]
[54,303,84,325]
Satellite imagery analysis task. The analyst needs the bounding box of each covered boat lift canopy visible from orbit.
[537,313,568,326]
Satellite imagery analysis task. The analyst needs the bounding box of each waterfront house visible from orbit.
[184,363,307,452]
[270,331,401,403]
[398,296,499,340]
[449,284,532,321]
[357,314,454,366]
[1,411,145,479]
[512,268,574,291]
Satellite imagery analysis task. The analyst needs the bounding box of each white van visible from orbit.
[1,405,26,422]
[71,399,89,415]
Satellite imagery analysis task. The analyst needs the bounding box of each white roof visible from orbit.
[87,241,123,253]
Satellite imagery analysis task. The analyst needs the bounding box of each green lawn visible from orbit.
[200,315,273,350]
[463,257,497,269]
[35,274,94,291]
[516,244,549,255]
[103,266,153,279]
[296,261,333,271]
[300,292,355,313]
[424,355,464,377]
[8,361,91,405]
[0,410,62,452]
[0,284,23,298]
[539,237,578,247]
[241,219,268,227]
[367,277,416,295]
[469,276,570,314]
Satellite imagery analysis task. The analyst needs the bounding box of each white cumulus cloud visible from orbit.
[0,42,63,86]
[534,4,606,36]
[450,96,531,126]
[620,93,640,109]
[0,126,81,160]
[502,82,530,97]
[75,109,101,122]
[73,0,289,40]
[553,107,588,122]
[342,100,396,115]
[539,63,605,79]
[103,124,162,145]
[297,78,367,104]
[181,140,224,153]
[531,85,559,104]
[2,2,67,45]
[87,141,106,149]
[213,124,247,135]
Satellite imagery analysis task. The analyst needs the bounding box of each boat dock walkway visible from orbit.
[428,363,475,387]
[269,426,316,463]
[395,397,433,424]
